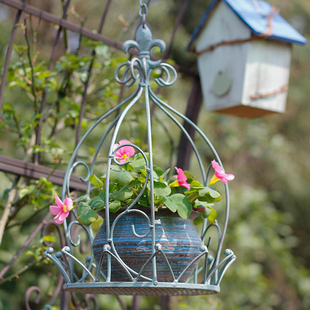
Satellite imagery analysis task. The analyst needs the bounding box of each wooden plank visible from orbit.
[0,155,87,191]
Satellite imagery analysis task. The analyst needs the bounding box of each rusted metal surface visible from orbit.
[0,155,86,190]
[0,0,123,50]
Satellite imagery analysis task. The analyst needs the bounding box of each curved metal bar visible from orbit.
[80,256,94,282]
[107,209,153,281]
[44,248,71,283]
[84,294,99,310]
[135,249,160,282]
[149,88,206,182]
[115,61,135,85]
[61,247,96,282]
[25,286,42,310]
[67,221,92,249]
[216,250,236,286]
[99,245,136,282]
[205,250,235,285]
[148,87,223,165]
[201,220,222,244]
[61,86,142,202]
[154,63,177,87]
[148,86,231,278]
[155,244,175,282]
[104,87,144,281]
[130,58,144,81]
[175,246,208,283]
[93,262,107,282]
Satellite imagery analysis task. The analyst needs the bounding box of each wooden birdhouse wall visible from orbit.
[194,1,296,118]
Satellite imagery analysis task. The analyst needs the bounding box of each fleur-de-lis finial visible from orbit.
[122,24,166,71]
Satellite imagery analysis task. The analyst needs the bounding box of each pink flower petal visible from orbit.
[114,139,135,162]
[119,139,132,145]
[174,167,191,190]
[211,160,235,184]
[54,212,64,224]
[64,197,73,210]
[58,211,69,222]
[50,205,62,215]
[54,211,69,224]
[211,160,223,173]
[175,167,187,182]
[55,194,64,208]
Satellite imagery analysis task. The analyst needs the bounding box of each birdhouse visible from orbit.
[187,0,307,118]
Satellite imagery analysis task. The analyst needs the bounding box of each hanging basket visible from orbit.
[45,12,236,296]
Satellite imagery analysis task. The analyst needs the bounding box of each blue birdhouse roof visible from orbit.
[187,0,307,50]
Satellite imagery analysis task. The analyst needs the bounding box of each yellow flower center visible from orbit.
[63,205,67,213]
[122,154,128,159]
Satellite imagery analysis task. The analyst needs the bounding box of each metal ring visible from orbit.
[139,3,148,17]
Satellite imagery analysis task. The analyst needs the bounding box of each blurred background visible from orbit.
[0,0,309,309]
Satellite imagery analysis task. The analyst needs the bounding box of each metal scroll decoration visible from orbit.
[44,2,236,296]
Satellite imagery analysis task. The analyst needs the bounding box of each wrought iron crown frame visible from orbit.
[44,2,236,296]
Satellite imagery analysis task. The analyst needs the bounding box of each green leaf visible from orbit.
[109,188,133,201]
[184,171,195,181]
[164,194,192,219]
[198,187,222,202]
[129,158,146,172]
[199,207,212,218]
[162,168,171,178]
[110,169,133,185]
[40,235,56,243]
[153,165,164,176]
[19,187,33,199]
[193,214,204,225]
[206,206,217,224]
[153,181,171,197]
[163,196,177,212]
[127,179,141,188]
[109,201,121,213]
[74,194,89,203]
[190,180,204,188]
[90,196,105,211]
[77,203,98,226]
[77,202,91,216]
[89,174,103,188]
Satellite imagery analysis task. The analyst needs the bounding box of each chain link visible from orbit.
[139,1,148,17]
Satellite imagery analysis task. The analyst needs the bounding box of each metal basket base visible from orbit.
[64,282,220,296]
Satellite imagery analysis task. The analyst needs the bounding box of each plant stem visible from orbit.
[24,18,37,110]
[0,256,44,286]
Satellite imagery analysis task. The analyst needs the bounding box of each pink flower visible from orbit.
[209,160,235,185]
[170,167,191,190]
[114,139,135,163]
[49,195,73,224]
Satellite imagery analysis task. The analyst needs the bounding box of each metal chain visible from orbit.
[139,0,148,27]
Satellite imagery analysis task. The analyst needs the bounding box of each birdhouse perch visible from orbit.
[187,0,307,118]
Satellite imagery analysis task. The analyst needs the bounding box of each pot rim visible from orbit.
[98,206,199,220]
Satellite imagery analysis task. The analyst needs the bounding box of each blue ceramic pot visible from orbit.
[92,208,203,282]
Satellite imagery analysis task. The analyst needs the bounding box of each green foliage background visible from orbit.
[0,0,310,309]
